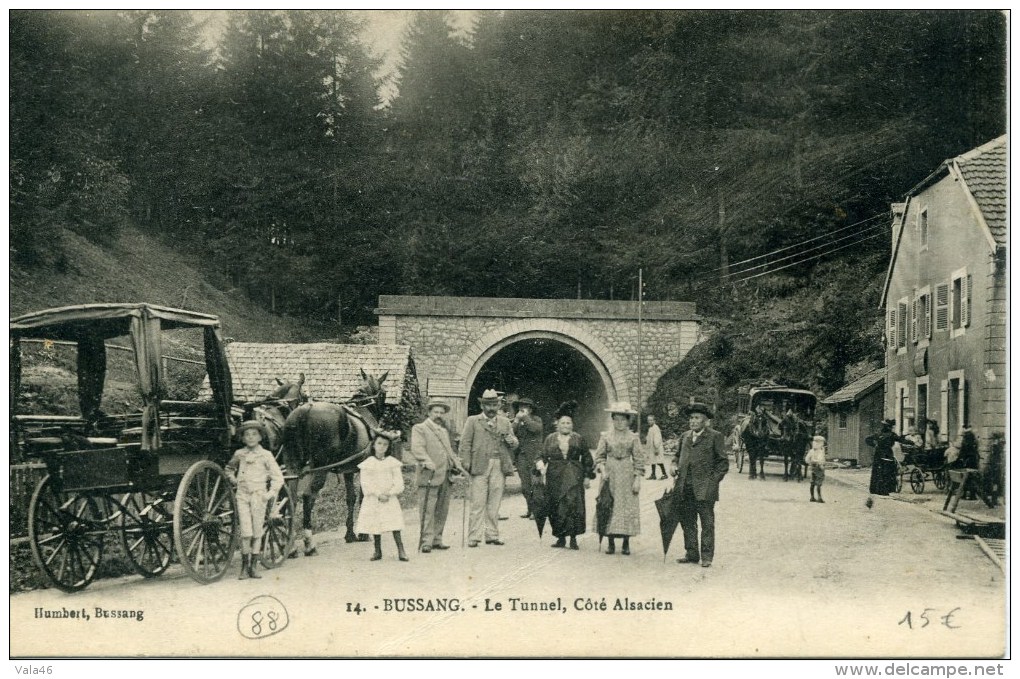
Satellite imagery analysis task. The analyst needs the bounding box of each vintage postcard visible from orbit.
[8,9,1007,660]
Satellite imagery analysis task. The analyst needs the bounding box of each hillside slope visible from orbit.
[10,226,340,416]
[10,226,334,342]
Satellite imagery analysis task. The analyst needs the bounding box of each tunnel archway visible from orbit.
[464,333,617,445]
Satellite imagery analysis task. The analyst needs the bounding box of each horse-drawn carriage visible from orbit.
[895,444,948,494]
[10,303,296,592]
[731,383,817,480]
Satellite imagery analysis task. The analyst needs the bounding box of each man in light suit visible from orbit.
[409,400,465,553]
[671,402,729,568]
[460,389,518,547]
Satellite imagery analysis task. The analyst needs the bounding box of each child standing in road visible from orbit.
[805,435,827,503]
[226,421,285,580]
[357,435,409,562]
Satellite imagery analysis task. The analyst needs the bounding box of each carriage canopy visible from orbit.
[10,303,233,449]
[747,387,817,419]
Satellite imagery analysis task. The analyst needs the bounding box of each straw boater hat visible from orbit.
[605,401,638,416]
[685,402,714,418]
[238,420,268,439]
[425,399,450,413]
[478,388,501,405]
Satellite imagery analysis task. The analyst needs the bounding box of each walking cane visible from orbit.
[418,468,434,553]
[462,471,470,549]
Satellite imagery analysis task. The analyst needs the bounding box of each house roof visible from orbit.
[200,342,414,405]
[881,135,1007,308]
[820,368,885,406]
[955,136,1007,245]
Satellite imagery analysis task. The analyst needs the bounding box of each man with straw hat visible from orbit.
[670,402,728,568]
[409,399,465,552]
[459,389,519,547]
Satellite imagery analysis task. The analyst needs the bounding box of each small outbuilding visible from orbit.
[200,342,422,435]
[820,368,885,466]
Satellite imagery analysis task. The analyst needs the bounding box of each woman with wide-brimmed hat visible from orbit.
[593,401,646,555]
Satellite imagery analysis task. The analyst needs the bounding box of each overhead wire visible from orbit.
[698,230,887,289]
[721,221,888,279]
[712,211,890,273]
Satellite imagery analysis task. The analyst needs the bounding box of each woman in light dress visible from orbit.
[594,402,646,555]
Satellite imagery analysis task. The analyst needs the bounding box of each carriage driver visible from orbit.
[227,421,285,580]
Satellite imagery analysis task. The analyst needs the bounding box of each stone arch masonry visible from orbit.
[375,295,701,427]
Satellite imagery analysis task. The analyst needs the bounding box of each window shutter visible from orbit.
[911,298,918,343]
[963,274,972,327]
[888,309,897,350]
[897,302,907,348]
[924,294,932,338]
[935,283,949,331]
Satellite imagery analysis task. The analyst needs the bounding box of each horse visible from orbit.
[242,374,307,452]
[738,409,774,480]
[779,410,811,482]
[281,369,390,557]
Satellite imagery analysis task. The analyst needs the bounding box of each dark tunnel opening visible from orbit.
[467,338,610,447]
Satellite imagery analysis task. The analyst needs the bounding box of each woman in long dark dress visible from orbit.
[866,419,904,496]
[539,401,594,550]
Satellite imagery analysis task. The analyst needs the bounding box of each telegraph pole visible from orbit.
[637,268,643,434]
[719,187,730,285]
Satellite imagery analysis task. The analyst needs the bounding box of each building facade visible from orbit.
[880,136,1007,464]
[820,368,885,466]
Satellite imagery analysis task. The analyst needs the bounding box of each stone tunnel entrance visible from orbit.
[467,338,610,445]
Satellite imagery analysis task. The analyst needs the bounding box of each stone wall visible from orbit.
[375,296,701,426]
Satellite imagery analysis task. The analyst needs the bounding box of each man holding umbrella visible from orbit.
[511,397,544,519]
[409,400,465,553]
[671,402,728,568]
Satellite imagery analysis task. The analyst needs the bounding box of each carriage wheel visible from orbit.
[260,483,296,569]
[173,461,238,584]
[28,475,105,593]
[118,492,174,578]
[736,442,746,473]
[933,469,948,491]
[910,469,925,494]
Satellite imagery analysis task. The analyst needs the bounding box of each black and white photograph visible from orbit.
[7,8,1008,661]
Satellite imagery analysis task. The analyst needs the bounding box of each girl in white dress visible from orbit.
[356,436,409,562]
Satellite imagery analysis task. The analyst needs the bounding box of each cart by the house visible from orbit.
[894,444,948,494]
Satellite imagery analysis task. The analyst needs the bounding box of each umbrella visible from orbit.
[655,481,684,562]
[529,469,549,537]
[595,478,614,551]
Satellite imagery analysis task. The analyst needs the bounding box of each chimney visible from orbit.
[891,202,906,250]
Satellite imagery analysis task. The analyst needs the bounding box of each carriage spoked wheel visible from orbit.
[118,491,174,578]
[260,483,296,569]
[28,475,106,593]
[173,461,238,584]
[932,469,948,491]
[736,441,746,473]
[909,468,925,494]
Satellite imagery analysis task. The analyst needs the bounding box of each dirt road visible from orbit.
[10,460,1005,658]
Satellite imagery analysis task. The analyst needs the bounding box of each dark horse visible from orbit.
[739,407,811,481]
[281,369,389,556]
[243,374,307,453]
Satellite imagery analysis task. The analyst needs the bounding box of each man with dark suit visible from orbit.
[409,400,465,552]
[511,397,544,519]
[671,402,729,568]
